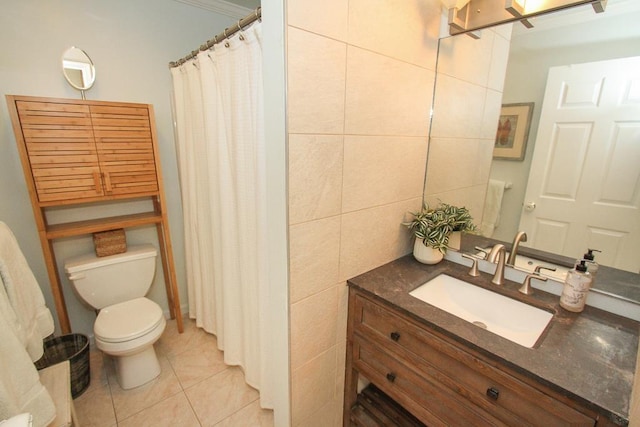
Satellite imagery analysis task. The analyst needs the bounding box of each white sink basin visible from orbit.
[409,274,553,348]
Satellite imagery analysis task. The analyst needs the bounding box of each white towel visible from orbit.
[0,222,54,362]
[0,274,56,427]
[0,413,32,427]
[480,179,505,238]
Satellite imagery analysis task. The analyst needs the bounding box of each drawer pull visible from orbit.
[486,387,500,400]
[386,373,396,383]
[390,332,401,341]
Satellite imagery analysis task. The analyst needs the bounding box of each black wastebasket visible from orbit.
[35,333,90,399]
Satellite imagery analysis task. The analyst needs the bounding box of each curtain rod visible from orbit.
[169,6,261,68]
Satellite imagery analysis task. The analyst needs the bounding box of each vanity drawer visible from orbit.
[353,294,595,427]
[353,338,502,426]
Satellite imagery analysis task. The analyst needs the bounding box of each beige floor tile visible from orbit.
[110,354,183,421]
[87,349,110,390]
[185,324,221,349]
[186,367,259,426]
[73,380,116,427]
[213,400,274,427]
[156,317,202,357]
[117,392,200,427]
[167,332,227,389]
[74,318,273,427]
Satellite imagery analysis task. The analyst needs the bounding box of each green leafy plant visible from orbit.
[404,202,477,254]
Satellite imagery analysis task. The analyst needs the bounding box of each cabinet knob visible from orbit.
[386,373,396,383]
[390,331,401,341]
[486,387,500,400]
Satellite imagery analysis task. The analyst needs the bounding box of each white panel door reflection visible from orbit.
[520,56,640,273]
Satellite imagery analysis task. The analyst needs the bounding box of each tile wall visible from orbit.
[286,0,442,425]
[423,24,513,221]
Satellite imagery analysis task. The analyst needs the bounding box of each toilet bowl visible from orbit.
[94,297,166,389]
[65,244,166,389]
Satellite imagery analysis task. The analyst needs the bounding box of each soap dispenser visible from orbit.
[560,260,592,313]
[580,248,601,283]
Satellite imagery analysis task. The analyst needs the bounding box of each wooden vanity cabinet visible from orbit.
[6,95,182,334]
[344,289,613,427]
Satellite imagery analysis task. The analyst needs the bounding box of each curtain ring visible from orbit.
[224,29,230,47]
[255,7,261,22]
[237,19,245,41]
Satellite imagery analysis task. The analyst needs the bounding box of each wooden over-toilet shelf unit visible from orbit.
[6,95,183,334]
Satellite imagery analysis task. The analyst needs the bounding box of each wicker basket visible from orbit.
[93,228,127,257]
[35,334,90,398]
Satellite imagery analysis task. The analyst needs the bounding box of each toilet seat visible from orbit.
[95,297,164,343]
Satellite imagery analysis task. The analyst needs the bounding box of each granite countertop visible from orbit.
[347,255,640,426]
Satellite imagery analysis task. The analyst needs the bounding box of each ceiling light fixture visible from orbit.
[447,0,607,37]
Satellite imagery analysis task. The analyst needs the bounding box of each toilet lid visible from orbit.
[95,297,164,343]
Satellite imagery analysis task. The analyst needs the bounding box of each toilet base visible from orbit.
[114,346,161,390]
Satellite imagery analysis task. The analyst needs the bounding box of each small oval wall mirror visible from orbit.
[62,47,96,99]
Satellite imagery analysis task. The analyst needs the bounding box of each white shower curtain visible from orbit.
[170,22,272,408]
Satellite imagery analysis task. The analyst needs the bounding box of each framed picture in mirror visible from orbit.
[493,103,534,161]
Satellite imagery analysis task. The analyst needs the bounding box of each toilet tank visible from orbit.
[64,244,158,309]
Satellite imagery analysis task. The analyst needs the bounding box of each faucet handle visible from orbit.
[474,246,489,260]
[461,254,480,277]
[519,273,548,295]
[534,265,557,274]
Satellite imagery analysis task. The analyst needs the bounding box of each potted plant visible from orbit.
[404,202,477,264]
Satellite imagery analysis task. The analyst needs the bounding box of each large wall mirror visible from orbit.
[425,0,640,294]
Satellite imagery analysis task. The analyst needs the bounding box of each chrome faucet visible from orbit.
[489,244,506,285]
[507,231,528,266]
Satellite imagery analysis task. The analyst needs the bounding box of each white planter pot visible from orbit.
[413,238,444,265]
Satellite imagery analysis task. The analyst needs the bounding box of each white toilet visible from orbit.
[64,244,166,390]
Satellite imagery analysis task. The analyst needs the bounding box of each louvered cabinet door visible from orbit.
[90,105,159,197]
[16,100,104,203]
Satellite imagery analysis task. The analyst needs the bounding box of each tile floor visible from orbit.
[73,317,274,427]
